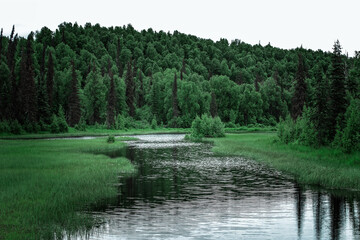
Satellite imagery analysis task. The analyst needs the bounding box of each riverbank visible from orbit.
[211,133,360,191]
[0,137,135,240]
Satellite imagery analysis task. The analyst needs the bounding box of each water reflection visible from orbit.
[80,134,360,240]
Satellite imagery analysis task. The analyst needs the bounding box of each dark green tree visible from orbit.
[20,33,38,124]
[107,69,116,128]
[291,53,307,120]
[46,51,54,110]
[329,40,347,139]
[210,92,218,117]
[313,65,330,145]
[125,61,135,117]
[172,73,179,120]
[137,71,145,108]
[68,60,81,126]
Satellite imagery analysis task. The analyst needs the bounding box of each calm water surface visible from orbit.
[81,134,360,239]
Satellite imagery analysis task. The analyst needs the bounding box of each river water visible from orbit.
[82,134,360,240]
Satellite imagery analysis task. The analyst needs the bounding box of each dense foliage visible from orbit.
[0,23,359,147]
[188,114,225,140]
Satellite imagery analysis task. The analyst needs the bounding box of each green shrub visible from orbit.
[107,135,115,143]
[74,116,86,131]
[151,118,157,129]
[0,121,11,133]
[115,114,125,130]
[10,120,23,135]
[50,114,60,133]
[340,99,360,153]
[57,106,68,133]
[190,115,225,140]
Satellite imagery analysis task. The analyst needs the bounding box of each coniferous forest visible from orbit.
[0,22,359,151]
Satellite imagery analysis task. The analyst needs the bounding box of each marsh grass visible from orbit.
[211,133,360,191]
[0,127,190,140]
[0,137,135,239]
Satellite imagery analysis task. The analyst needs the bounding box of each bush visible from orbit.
[10,120,23,135]
[24,121,40,133]
[107,135,115,143]
[74,116,86,131]
[0,121,11,133]
[115,114,125,130]
[339,99,360,153]
[50,114,60,133]
[57,107,68,133]
[151,118,157,129]
[189,115,225,140]
[278,108,317,147]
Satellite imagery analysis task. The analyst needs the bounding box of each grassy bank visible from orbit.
[0,137,135,240]
[0,127,190,139]
[211,133,360,191]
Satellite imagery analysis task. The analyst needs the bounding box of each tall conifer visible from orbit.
[291,53,307,120]
[68,60,81,126]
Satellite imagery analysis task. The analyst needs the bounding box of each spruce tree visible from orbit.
[68,60,81,126]
[46,51,54,110]
[137,71,145,108]
[210,92,218,117]
[329,40,347,139]
[125,61,135,117]
[313,65,330,145]
[172,73,179,118]
[180,58,186,80]
[291,53,307,120]
[107,69,116,128]
[254,73,261,92]
[0,28,3,56]
[20,33,38,124]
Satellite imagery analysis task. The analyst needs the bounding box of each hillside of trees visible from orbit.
[0,23,359,149]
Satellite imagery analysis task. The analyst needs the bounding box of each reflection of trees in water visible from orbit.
[294,184,306,238]
[330,196,345,240]
[312,192,325,240]
[349,199,360,239]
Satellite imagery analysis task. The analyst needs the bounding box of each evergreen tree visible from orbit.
[20,33,38,124]
[107,69,116,128]
[329,40,347,139]
[210,92,218,117]
[313,65,330,145]
[46,51,54,110]
[137,71,145,108]
[7,26,19,120]
[125,61,135,117]
[254,73,261,92]
[172,73,179,119]
[0,28,3,56]
[68,60,81,126]
[291,53,307,120]
[180,58,186,80]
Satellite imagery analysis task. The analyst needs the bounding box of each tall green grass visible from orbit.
[0,137,135,239]
[211,133,360,191]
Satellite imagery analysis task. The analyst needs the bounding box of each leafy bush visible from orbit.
[10,120,23,135]
[151,118,157,129]
[107,135,115,143]
[50,114,60,133]
[0,121,11,133]
[338,99,360,153]
[74,116,86,131]
[115,114,125,130]
[189,115,225,140]
[278,107,317,147]
[57,107,68,133]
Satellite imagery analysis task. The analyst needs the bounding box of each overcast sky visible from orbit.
[1,0,359,56]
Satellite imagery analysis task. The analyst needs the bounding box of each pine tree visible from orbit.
[107,69,116,128]
[291,53,307,120]
[0,28,3,56]
[329,40,347,139]
[172,73,179,118]
[20,33,38,124]
[7,26,19,120]
[68,60,81,126]
[210,92,218,117]
[125,61,135,117]
[137,71,145,108]
[313,65,330,145]
[180,58,186,80]
[254,73,261,92]
[46,51,54,110]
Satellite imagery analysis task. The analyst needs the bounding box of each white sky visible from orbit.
[1,0,359,56]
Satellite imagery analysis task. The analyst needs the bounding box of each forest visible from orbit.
[0,22,359,151]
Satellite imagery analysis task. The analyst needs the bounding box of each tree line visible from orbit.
[0,23,359,150]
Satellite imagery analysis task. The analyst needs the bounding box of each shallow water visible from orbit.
[78,134,360,240]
